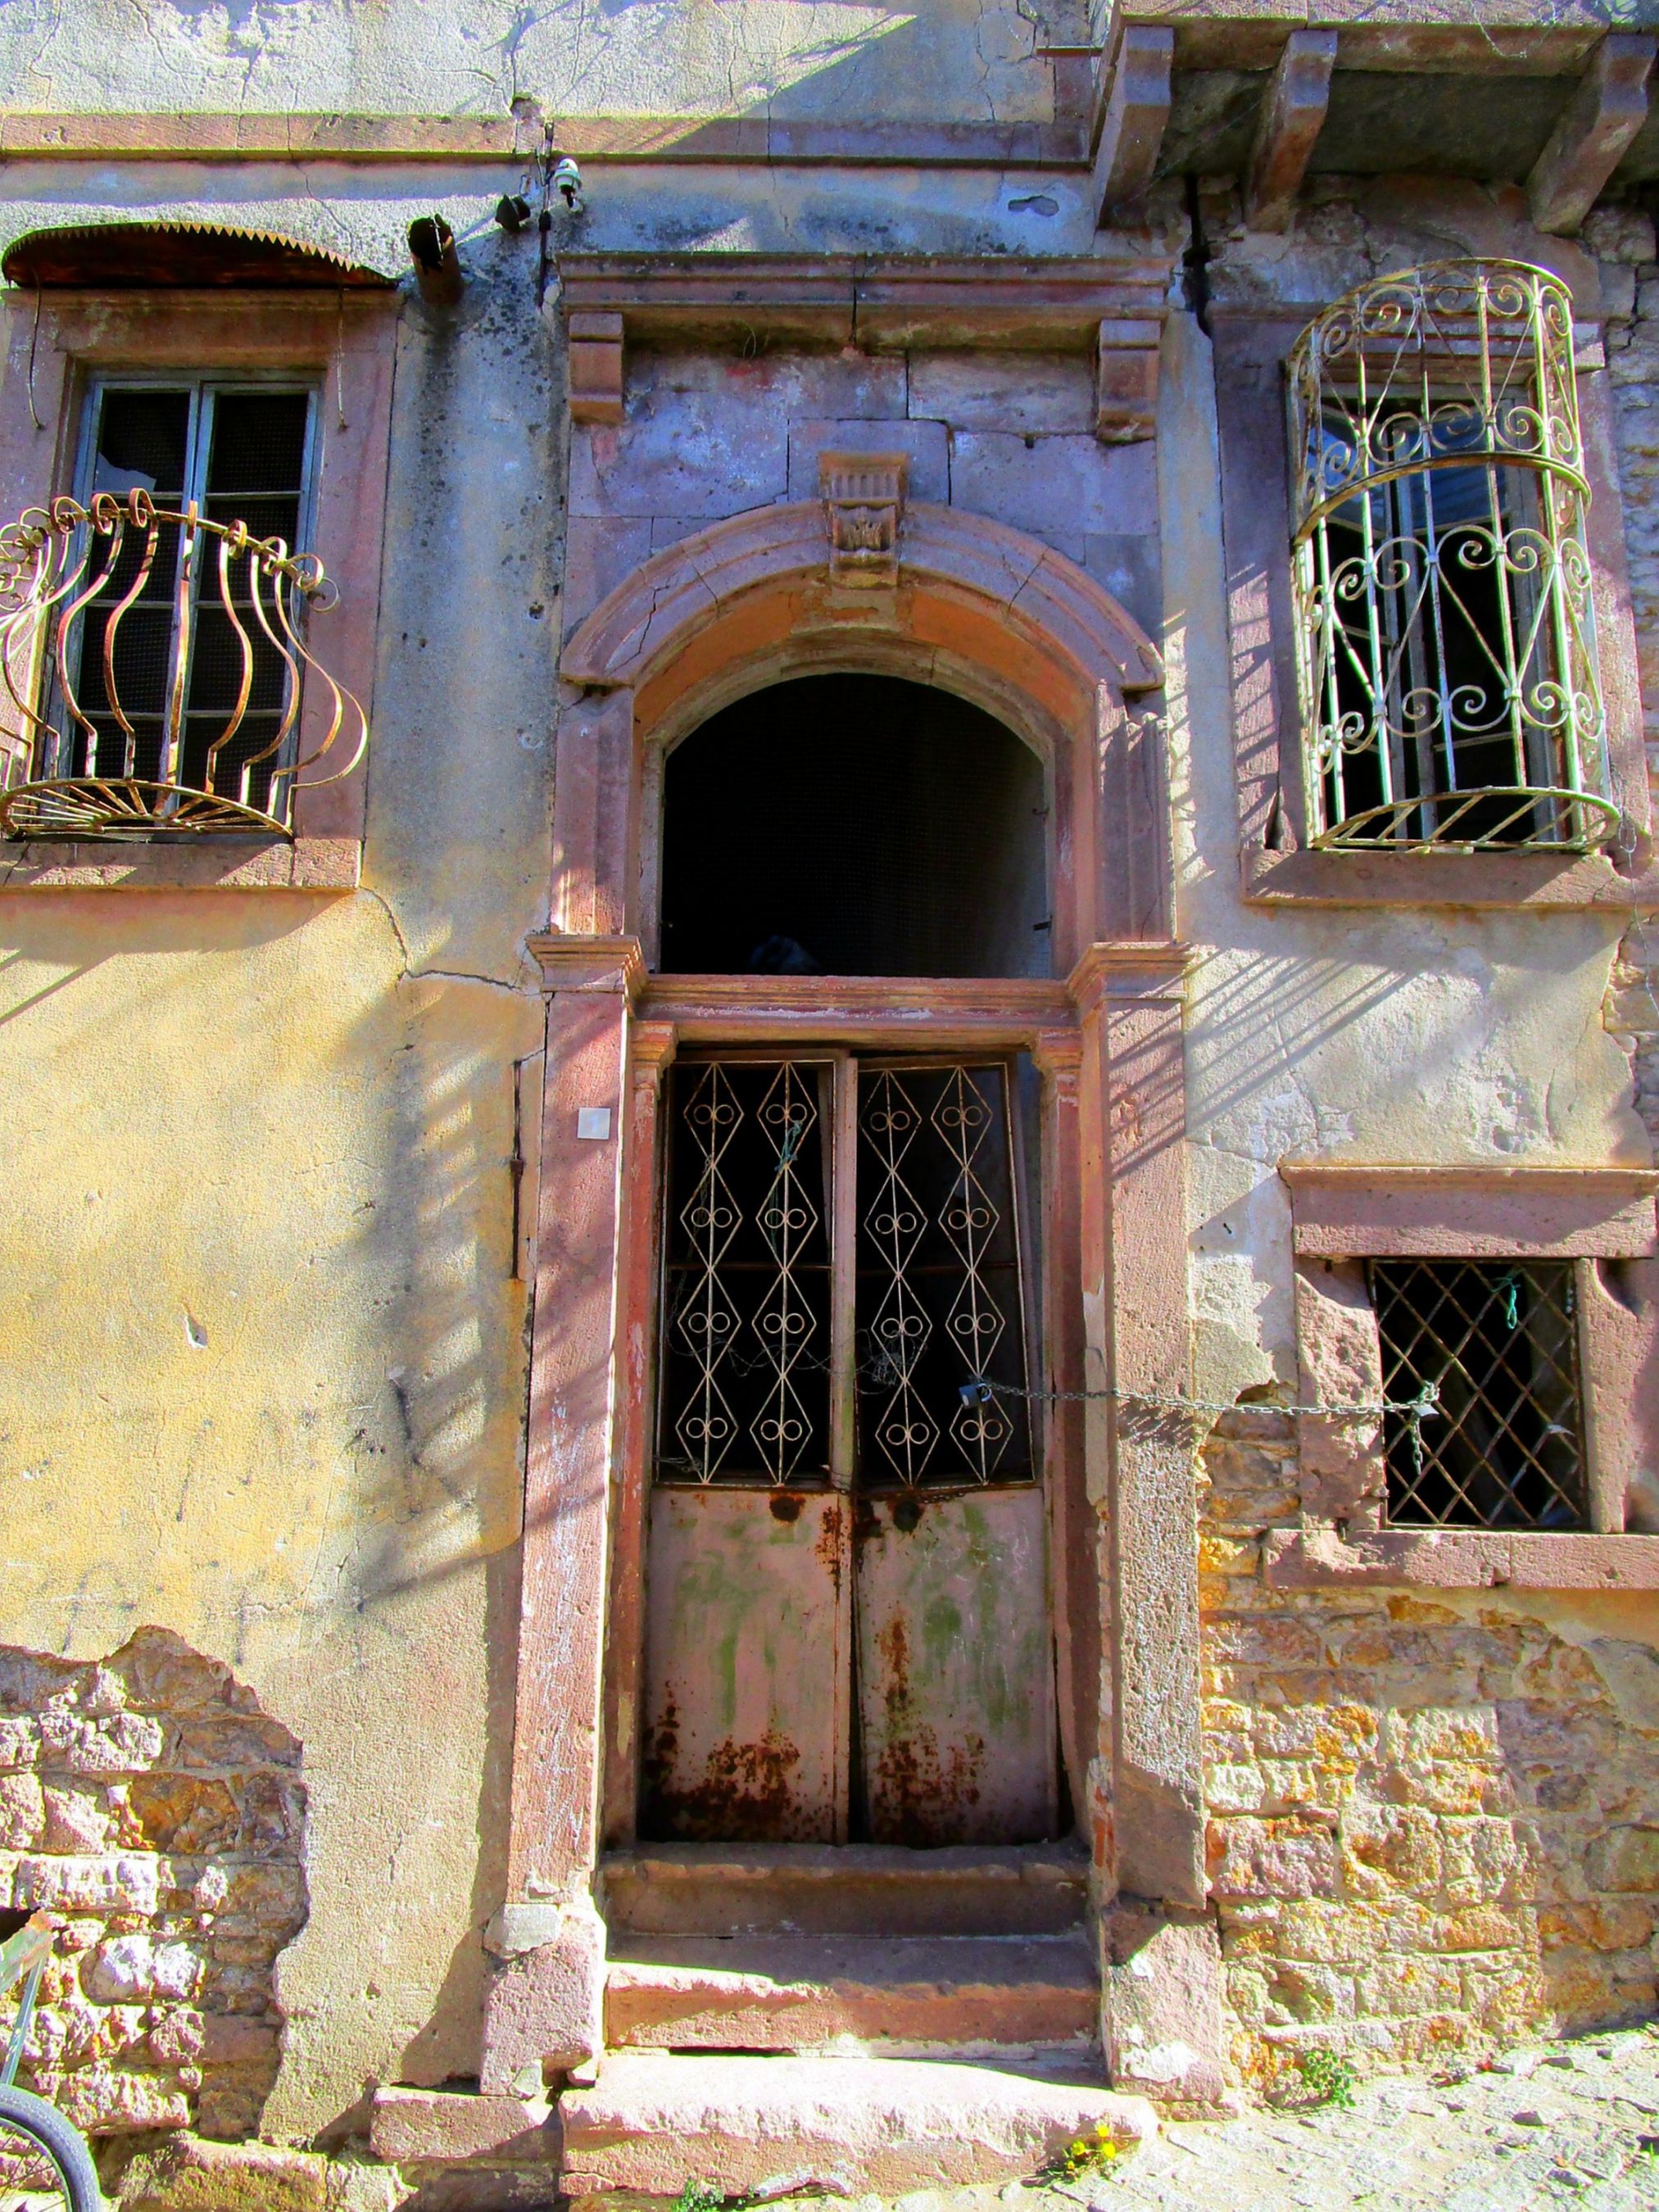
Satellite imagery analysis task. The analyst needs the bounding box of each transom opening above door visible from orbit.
[657,1052,1039,1496]
[658,675,1051,979]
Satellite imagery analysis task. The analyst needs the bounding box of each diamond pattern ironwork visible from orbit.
[859,1065,1028,1489]
[1371,1258,1586,1530]
[662,1060,827,1484]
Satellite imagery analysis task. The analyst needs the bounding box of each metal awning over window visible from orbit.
[1,221,392,292]
[1287,258,1619,854]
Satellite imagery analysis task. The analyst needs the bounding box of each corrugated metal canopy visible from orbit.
[2,220,394,289]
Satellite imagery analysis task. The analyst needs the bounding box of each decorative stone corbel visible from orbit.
[818,450,908,587]
[568,309,623,424]
[1096,319,1162,443]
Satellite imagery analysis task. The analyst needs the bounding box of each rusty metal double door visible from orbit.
[641,1050,1058,1847]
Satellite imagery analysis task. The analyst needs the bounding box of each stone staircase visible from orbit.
[373,1843,1159,2206]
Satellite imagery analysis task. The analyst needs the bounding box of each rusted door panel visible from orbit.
[641,1487,849,1843]
[855,1486,1056,1847]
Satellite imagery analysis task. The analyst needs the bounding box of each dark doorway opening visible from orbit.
[659,674,1049,977]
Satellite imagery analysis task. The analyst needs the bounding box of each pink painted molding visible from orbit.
[555,253,1171,351]
[560,501,1163,698]
[1264,1525,1659,1590]
[1281,1161,1659,1258]
[638,973,1073,1045]
[0,836,360,890]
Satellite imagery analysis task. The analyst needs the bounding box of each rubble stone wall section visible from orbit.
[1199,1407,1659,2096]
[0,1629,306,2142]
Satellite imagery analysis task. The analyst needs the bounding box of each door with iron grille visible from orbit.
[641,1052,1057,1846]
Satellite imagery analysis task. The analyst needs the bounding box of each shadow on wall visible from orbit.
[0,1629,306,2150]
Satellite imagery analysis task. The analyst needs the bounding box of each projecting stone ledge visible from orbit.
[560,2051,1158,2200]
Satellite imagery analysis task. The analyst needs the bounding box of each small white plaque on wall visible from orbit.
[576,1107,614,1140]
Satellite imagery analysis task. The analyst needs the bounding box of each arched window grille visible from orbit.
[1288,259,1620,852]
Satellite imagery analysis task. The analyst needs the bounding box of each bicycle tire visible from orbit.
[0,2082,102,2210]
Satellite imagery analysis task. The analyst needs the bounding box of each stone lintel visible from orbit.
[1281,1161,1659,1259]
[1264,1526,1659,1589]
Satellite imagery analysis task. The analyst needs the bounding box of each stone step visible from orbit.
[600,1841,1090,1937]
[606,1932,1098,2052]
[560,2051,1157,2201]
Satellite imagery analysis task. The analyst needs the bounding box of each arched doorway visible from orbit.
[645,672,1056,1847]
[486,493,1199,2100]
[659,673,1050,979]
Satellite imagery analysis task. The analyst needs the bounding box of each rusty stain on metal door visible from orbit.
[639,1052,1056,1847]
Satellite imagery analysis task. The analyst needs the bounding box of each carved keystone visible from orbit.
[818,451,908,588]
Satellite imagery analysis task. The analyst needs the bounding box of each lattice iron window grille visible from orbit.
[0,383,366,840]
[1370,1258,1587,1530]
[1288,260,1618,853]
[655,1054,1033,1490]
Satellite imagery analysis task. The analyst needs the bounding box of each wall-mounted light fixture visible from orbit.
[495,194,533,233]
[407,215,463,306]
[553,157,585,213]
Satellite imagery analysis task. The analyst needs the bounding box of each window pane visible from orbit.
[89,389,189,501]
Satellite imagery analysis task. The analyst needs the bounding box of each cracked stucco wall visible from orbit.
[1163,185,1654,1407]
[0,235,559,2141]
[0,0,1081,127]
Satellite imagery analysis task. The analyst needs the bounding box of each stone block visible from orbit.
[949,431,1156,543]
[120,2134,329,2211]
[786,419,948,505]
[1102,1911,1231,2110]
[1208,1815,1341,1902]
[479,1904,605,2090]
[0,1772,43,1847]
[906,351,1095,436]
[568,388,788,519]
[369,2086,559,2167]
[1587,1823,1659,1892]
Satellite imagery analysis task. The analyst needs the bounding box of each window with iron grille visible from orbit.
[1369,1258,1586,1530]
[68,382,316,811]
[1287,261,1617,853]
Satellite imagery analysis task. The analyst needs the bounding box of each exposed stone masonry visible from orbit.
[1199,1407,1659,2096]
[0,1630,306,2143]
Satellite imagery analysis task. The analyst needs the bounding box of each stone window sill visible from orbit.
[1263,1525,1659,1591]
[1242,844,1659,912]
[0,836,360,891]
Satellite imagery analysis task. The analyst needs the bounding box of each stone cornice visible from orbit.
[1066,941,1192,1013]
[527,932,646,999]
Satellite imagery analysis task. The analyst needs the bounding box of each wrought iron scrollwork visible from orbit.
[1287,259,1619,852]
[0,490,367,839]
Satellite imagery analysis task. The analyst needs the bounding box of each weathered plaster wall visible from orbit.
[0,0,1079,126]
[1161,184,1659,2087]
[0,244,560,2141]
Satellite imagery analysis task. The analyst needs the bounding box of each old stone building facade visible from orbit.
[0,1,1656,2201]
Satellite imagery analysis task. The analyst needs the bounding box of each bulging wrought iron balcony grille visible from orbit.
[0,491,367,839]
[1288,259,1620,853]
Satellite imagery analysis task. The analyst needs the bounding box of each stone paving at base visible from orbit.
[856,2027,1659,2212]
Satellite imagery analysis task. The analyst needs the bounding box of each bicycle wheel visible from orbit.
[0,2083,102,2211]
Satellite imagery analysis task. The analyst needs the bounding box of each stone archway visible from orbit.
[480,487,1219,2110]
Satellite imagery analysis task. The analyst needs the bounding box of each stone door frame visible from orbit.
[480,493,1213,2096]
